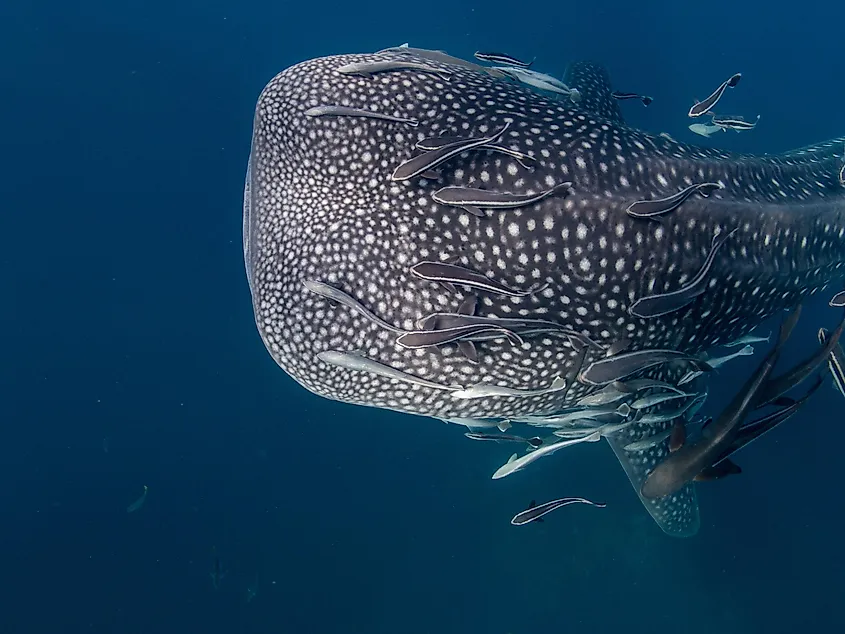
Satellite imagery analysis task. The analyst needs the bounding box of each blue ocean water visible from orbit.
[3,1,845,632]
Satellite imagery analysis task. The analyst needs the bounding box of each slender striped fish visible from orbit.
[395,324,523,349]
[579,349,710,385]
[465,432,543,448]
[611,91,653,106]
[706,344,754,369]
[433,182,573,216]
[818,327,845,398]
[474,51,534,68]
[510,497,606,526]
[629,227,736,317]
[391,122,510,181]
[303,280,407,334]
[711,114,760,131]
[317,350,459,391]
[688,72,742,117]
[492,432,601,479]
[416,135,536,168]
[336,59,451,80]
[625,182,722,219]
[410,260,547,297]
[305,105,418,127]
[452,376,567,400]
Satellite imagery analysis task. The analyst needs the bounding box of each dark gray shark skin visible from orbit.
[243,50,845,537]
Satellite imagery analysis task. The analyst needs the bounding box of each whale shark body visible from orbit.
[243,49,845,536]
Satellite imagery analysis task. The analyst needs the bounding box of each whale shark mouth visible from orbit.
[244,47,845,537]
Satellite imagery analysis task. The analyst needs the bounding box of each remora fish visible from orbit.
[695,375,822,481]
[688,73,742,117]
[611,91,653,106]
[711,114,760,132]
[817,327,845,398]
[641,307,800,499]
[705,344,755,369]
[492,432,601,479]
[245,51,845,538]
[510,497,606,525]
[474,51,533,68]
[724,332,770,347]
[754,311,845,408]
[464,432,543,447]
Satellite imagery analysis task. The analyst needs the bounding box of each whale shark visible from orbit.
[243,48,845,537]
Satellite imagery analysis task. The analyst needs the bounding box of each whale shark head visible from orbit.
[244,48,845,536]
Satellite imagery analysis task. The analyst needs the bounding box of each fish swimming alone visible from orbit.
[611,91,653,107]
[688,72,742,117]
[244,47,845,537]
[510,497,607,525]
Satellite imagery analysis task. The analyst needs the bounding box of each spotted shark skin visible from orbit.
[244,50,845,537]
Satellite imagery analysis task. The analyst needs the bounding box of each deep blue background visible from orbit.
[3,1,845,632]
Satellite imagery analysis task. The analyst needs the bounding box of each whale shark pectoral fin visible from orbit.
[604,430,700,537]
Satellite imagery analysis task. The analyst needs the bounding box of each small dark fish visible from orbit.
[418,312,604,351]
[416,136,535,168]
[579,349,710,386]
[409,260,546,297]
[830,290,845,307]
[391,122,510,181]
[303,280,407,333]
[754,310,845,408]
[711,113,760,131]
[611,91,653,106]
[641,306,800,499]
[336,59,451,79]
[696,374,823,481]
[396,324,523,349]
[629,228,736,318]
[510,497,607,526]
[464,432,543,448]
[474,51,534,68]
[818,327,845,399]
[304,105,418,127]
[688,73,742,118]
[457,340,478,362]
[433,182,572,216]
[626,182,722,219]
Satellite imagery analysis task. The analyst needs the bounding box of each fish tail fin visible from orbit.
[604,427,700,537]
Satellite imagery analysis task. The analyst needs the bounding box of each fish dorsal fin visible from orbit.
[506,452,518,464]
[497,419,511,432]
[669,420,686,452]
[606,338,631,357]
[457,340,478,363]
[528,500,536,509]
[457,294,478,316]
[612,380,635,394]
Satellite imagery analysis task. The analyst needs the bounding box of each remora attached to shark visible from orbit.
[243,48,845,537]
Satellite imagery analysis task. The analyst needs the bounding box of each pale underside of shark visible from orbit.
[243,49,845,537]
